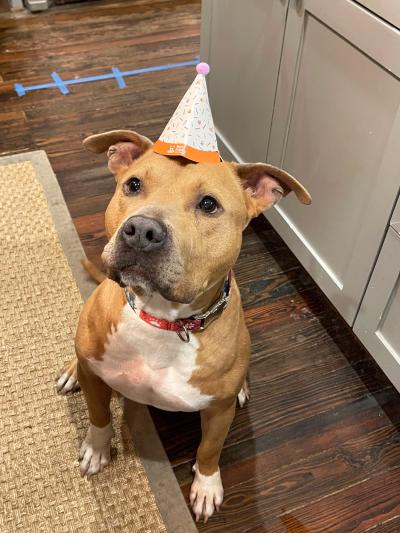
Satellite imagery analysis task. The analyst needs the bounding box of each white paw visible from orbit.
[56,371,80,395]
[237,383,250,408]
[56,361,80,395]
[79,423,113,478]
[189,463,223,523]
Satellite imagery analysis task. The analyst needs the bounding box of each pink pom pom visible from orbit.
[196,62,210,76]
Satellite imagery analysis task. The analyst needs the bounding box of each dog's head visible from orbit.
[84,130,311,303]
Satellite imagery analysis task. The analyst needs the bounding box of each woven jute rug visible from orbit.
[0,152,195,533]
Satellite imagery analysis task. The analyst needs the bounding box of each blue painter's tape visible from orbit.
[67,73,113,85]
[15,56,201,97]
[23,82,58,91]
[14,83,26,97]
[51,71,69,94]
[122,58,199,77]
[112,67,126,89]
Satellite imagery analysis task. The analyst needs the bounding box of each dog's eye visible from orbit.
[124,176,141,195]
[198,196,219,214]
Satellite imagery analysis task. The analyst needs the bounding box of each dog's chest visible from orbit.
[88,304,212,412]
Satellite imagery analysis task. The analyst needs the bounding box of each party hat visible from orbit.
[153,62,220,164]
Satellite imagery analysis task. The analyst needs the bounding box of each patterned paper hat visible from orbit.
[153,62,220,164]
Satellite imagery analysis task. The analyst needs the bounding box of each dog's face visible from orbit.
[84,130,311,303]
[103,153,249,303]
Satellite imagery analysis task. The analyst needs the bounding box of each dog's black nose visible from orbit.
[121,216,167,252]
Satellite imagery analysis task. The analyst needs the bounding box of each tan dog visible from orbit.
[57,130,311,522]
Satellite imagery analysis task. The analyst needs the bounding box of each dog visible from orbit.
[57,129,311,522]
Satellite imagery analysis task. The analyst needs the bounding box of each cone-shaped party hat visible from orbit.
[153,62,220,164]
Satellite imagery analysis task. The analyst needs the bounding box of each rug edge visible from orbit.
[0,150,197,533]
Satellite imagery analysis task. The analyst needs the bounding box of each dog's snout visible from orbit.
[122,216,167,252]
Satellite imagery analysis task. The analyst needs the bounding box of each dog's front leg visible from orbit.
[190,400,236,522]
[77,360,113,478]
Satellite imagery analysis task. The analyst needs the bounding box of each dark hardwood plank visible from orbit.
[0,0,8,14]
[276,466,400,533]
[365,515,400,532]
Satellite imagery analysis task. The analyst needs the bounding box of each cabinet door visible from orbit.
[266,0,400,325]
[355,1,400,28]
[354,224,400,392]
[200,0,288,162]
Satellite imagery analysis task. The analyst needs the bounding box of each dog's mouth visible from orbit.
[120,263,149,278]
[102,236,191,302]
[108,259,155,287]
[107,256,179,298]
[108,258,195,303]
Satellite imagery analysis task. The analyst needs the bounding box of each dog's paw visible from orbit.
[237,379,250,408]
[79,423,113,478]
[189,463,223,523]
[56,359,80,395]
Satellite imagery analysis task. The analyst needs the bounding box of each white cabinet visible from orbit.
[200,0,288,162]
[354,219,400,390]
[266,0,400,326]
[355,0,400,28]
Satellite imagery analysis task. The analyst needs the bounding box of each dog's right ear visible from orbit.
[83,130,153,177]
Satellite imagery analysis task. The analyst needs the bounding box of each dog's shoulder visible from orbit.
[75,279,124,360]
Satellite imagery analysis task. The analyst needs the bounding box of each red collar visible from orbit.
[124,272,231,342]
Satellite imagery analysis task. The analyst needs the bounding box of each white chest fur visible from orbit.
[88,303,213,412]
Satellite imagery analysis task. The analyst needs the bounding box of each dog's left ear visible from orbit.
[233,162,312,218]
[83,129,153,177]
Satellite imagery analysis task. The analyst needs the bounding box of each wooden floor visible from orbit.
[2,1,400,531]
[0,0,9,14]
